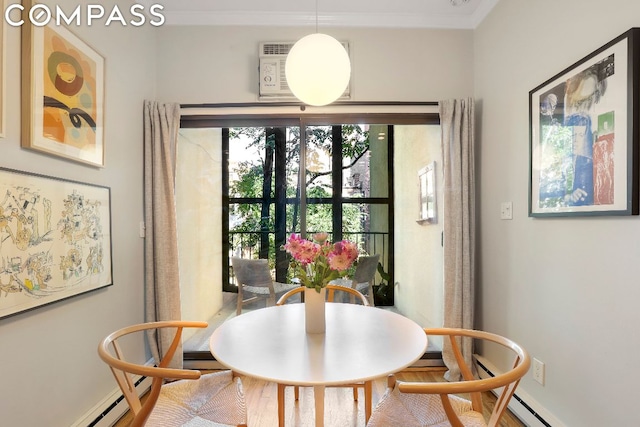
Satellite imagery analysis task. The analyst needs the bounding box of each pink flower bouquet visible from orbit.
[282,233,359,292]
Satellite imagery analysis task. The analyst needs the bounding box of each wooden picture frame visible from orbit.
[0,3,5,138]
[529,28,640,217]
[21,2,105,167]
[0,167,112,319]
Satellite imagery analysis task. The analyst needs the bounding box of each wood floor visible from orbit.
[113,367,525,427]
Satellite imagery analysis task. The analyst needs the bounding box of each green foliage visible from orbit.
[373,262,394,306]
[229,125,370,241]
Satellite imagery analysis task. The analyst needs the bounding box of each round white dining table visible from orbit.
[209,303,427,427]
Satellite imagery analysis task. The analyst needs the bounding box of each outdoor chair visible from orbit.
[231,256,300,315]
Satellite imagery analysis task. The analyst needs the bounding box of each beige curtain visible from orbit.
[143,100,182,367]
[439,98,475,380]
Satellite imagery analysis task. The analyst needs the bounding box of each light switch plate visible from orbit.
[500,202,513,220]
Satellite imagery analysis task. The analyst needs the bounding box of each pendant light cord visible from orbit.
[315,0,318,33]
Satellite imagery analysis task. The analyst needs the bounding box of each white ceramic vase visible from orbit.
[304,287,326,334]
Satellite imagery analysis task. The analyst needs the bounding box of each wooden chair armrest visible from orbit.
[99,321,208,380]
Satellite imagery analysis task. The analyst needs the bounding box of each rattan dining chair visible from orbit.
[98,321,247,427]
[231,256,300,315]
[275,284,370,411]
[276,283,370,307]
[366,328,530,427]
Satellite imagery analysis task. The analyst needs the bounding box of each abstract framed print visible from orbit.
[21,2,105,167]
[529,28,640,217]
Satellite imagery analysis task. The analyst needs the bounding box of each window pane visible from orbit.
[306,203,333,235]
[286,200,300,235]
[285,126,301,230]
[342,124,389,198]
[228,127,271,199]
[306,125,333,198]
[343,203,389,257]
[228,202,275,259]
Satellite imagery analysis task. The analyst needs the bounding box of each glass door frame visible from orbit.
[181,112,440,293]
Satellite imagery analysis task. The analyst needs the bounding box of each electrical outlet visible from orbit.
[533,358,545,385]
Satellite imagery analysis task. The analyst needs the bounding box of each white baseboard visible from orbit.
[474,354,566,427]
[72,360,154,427]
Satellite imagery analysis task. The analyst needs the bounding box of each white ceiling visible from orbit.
[150,0,499,29]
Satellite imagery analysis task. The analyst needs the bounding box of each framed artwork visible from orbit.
[21,1,105,167]
[529,28,640,217]
[0,6,5,137]
[0,167,112,319]
[417,162,437,224]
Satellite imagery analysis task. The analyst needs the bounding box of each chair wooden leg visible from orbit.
[352,386,358,401]
[277,383,285,427]
[364,380,373,422]
[236,286,243,315]
[313,385,325,427]
[294,385,299,400]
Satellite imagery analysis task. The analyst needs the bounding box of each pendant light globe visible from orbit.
[285,33,351,106]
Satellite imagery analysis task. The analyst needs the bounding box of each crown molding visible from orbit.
[162,0,500,30]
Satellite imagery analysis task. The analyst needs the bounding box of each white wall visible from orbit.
[0,1,156,425]
[474,1,640,425]
[394,125,444,330]
[154,26,473,103]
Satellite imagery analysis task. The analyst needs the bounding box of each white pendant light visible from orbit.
[285,2,351,106]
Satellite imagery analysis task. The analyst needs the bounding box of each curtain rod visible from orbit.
[180,101,439,109]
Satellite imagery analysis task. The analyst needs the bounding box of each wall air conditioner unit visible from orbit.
[258,41,351,101]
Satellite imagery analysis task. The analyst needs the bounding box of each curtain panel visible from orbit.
[143,100,183,367]
[439,98,476,380]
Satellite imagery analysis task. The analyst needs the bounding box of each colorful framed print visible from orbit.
[21,4,105,167]
[0,167,112,319]
[529,28,640,217]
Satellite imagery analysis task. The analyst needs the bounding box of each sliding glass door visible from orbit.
[176,109,440,357]
[223,121,392,290]
[177,111,439,354]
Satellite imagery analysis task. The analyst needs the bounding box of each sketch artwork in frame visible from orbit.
[0,168,112,319]
[529,28,640,217]
[417,162,437,224]
[21,0,105,167]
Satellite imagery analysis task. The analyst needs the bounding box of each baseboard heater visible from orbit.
[72,375,152,427]
[474,355,563,427]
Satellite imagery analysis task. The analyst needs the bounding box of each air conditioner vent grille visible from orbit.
[262,43,294,55]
